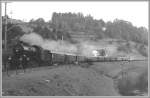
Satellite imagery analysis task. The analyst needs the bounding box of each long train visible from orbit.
[13,41,130,65]
[3,41,141,75]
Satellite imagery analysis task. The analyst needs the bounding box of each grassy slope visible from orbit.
[2,65,119,96]
[2,60,147,96]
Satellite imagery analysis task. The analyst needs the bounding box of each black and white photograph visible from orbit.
[1,1,149,96]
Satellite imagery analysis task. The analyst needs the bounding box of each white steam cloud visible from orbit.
[20,33,118,57]
[20,33,44,46]
[20,33,77,55]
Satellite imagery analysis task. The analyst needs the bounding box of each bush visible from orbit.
[117,70,148,96]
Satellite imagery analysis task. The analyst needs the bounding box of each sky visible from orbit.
[1,1,149,29]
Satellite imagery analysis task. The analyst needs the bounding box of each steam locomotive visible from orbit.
[3,41,52,74]
[13,41,53,66]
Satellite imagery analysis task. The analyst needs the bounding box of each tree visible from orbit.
[2,22,25,49]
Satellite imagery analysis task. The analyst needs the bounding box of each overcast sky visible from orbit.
[2,1,148,29]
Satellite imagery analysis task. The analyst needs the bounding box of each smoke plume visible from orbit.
[20,33,118,57]
[20,33,77,55]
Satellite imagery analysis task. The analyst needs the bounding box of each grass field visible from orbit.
[2,60,148,96]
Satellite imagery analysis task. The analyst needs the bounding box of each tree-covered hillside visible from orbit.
[51,12,148,45]
[2,12,148,57]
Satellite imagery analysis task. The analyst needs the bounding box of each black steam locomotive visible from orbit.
[3,41,53,75]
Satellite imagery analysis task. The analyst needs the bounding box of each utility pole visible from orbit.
[4,2,7,51]
[0,1,2,51]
